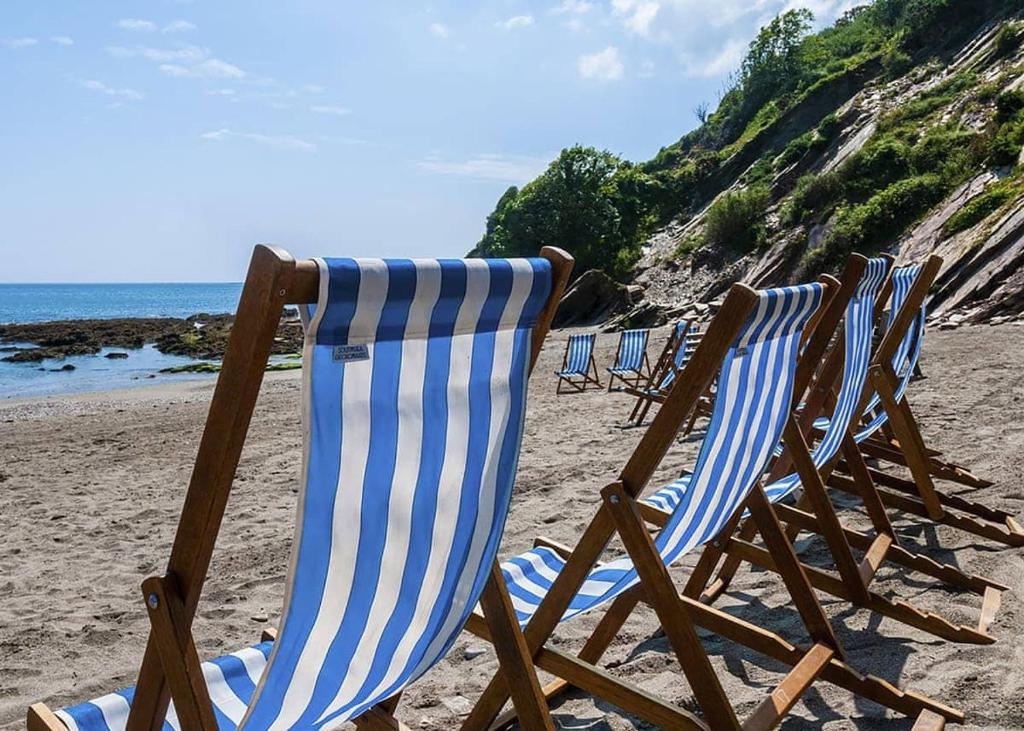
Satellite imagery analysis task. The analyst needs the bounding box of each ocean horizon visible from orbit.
[0,282,244,324]
[0,282,248,398]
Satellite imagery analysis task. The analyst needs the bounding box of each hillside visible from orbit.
[475,0,1024,328]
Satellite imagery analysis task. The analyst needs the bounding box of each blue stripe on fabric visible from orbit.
[315,258,362,346]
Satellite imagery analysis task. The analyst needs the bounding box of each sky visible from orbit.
[1,0,856,282]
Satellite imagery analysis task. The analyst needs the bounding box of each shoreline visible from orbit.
[0,313,303,401]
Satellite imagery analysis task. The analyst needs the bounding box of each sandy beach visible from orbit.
[2,322,1023,730]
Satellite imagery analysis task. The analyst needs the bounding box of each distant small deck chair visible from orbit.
[828,263,1024,548]
[644,255,1002,647]
[625,321,702,424]
[605,328,650,391]
[462,280,959,730]
[554,332,601,394]
[27,245,574,731]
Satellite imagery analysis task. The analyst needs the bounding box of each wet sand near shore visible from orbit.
[2,324,1023,730]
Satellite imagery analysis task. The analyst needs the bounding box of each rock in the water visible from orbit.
[553,269,633,328]
[105,352,129,359]
[51,363,76,372]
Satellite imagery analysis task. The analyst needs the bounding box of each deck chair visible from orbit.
[605,328,650,391]
[554,332,602,394]
[461,279,959,730]
[27,245,574,731]
[646,255,1001,649]
[624,320,694,424]
[826,263,1024,548]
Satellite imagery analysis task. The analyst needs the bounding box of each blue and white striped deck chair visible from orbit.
[605,328,651,391]
[462,282,949,730]
[29,247,573,731]
[625,321,692,424]
[812,262,926,444]
[555,332,602,393]
[640,256,1001,646]
[831,257,1023,549]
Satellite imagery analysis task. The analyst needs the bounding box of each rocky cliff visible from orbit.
[633,11,1024,329]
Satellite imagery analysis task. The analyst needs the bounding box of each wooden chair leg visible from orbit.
[473,564,555,731]
[602,483,741,731]
[870,366,943,519]
[141,574,218,731]
[744,484,842,654]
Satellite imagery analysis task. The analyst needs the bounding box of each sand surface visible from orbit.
[2,323,1023,730]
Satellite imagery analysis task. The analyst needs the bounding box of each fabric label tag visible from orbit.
[333,344,369,363]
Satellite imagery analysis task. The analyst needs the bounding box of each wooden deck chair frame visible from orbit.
[623,320,690,424]
[28,244,574,731]
[828,277,1024,548]
[605,329,652,391]
[675,254,1002,649]
[460,279,961,731]
[554,333,603,394]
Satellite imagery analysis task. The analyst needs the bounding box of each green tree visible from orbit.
[740,9,814,111]
[475,146,655,280]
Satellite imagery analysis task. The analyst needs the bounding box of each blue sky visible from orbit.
[1,0,854,282]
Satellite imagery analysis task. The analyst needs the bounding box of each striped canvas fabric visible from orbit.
[57,644,273,731]
[807,263,925,443]
[608,329,649,374]
[58,256,553,731]
[557,332,596,376]
[502,283,825,626]
[640,258,890,513]
[654,322,695,392]
[851,264,926,442]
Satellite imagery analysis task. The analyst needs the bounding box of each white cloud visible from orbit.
[302,83,326,94]
[201,128,316,152]
[499,15,535,30]
[118,18,158,32]
[3,37,38,49]
[418,153,550,184]
[81,79,143,100]
[578,46,624,81]
[310,104,352,117]
[552,0,593,13]
[162,20,196,33]
[50,36,74,46]
[106,44,207,63]
[612,0,660,36]
[429,22,451,39]
[207,88,236,96]
[159,58,245,79]
[107,43,244,80]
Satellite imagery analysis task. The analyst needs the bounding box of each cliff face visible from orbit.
[633,12,1024,328]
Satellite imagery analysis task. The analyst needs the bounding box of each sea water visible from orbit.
[0,283,245,399]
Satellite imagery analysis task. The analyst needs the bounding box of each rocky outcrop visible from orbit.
[553,269,637,327]
[622,14,1024,329]
[0,314,304,362]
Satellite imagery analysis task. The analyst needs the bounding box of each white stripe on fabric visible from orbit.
[54,711,81,731]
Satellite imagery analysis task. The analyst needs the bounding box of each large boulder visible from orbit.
[553,269,635,327]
